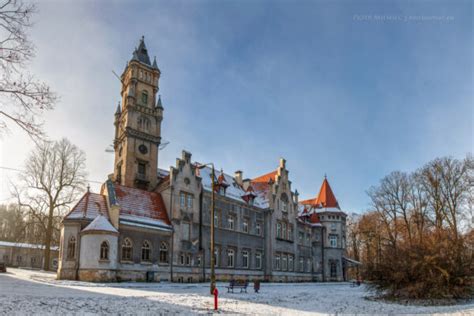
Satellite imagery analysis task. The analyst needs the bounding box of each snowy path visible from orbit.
[0,268,472,315]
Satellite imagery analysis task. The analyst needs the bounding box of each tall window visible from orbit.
[306,259,311,272]
[227,249,235,268]
[137,116,150,131]
[142,240,151,262]
[288,255,294,271]
[67,236,76,259]
[141,91,148,105]
[255,252,262,270]
[256,222,261,236]
[282,222,287,239]
[214,212,220,228]
[298,231,304,243]
[330,261,337,278]
[282,254,288,271]
[100,241,109,260]
[180,192,193,209]
[213,247,220,267]
[138,162,146,176]
[280,193,288,212]
[331,223,337,231]
[276,222,281,238]
[275,254,281,270]
[329,235,338,248]
[288,225,293,240]
[122,238,133,261]
[228,216,234,230]
[242,219,249,233]
[242,250,249,268]
[159,242,168,263]
[299,257,304,272]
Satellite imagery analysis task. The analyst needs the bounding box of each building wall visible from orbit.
[0,245,58,270]
[58,222,83,279]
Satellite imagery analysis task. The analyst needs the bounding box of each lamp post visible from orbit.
[197,163,216,295]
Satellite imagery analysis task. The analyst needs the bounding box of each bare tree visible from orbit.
[0,0,57,141]
[14,138,86,270]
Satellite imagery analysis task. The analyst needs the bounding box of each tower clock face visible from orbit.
[138,144,148,154]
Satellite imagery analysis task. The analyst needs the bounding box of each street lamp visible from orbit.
[197,162,216,295]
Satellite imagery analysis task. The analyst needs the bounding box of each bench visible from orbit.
[226,280,248,293]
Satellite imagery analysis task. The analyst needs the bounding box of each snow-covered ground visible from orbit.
[1,268,472,315]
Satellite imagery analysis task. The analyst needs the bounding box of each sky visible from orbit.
[0,0,472,213]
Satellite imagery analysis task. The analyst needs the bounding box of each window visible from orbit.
[288,255,294,271]
[305,233,310,244]
[282,222,287,239]
[187,194,193,209]
[255,252,262,270]
[329,235,338,248]
[137,116,151,131]
[141,91,148,105]
[330,261,337,278]
[298,232,304,243]
[228,216,234,230]
[67,236,76,259]
[16,255,22,264]
[331,223,337,231]
[182,222,190,241]
[288,225,293,240]
[256,222,261,236]
[100,241,109,260]
[214,212,220,228]
[196,255,202,267]
[186,254,191,265]
[159,242,168,263]
[180,253,185,265]
[31,257,36,265]
[213,247,220,267]
[138,162,146,176]
[276,222,281,238]
[282,255,288,271]
[142,240,151,262]
[299,257,304,272]
[275,254,281,270]
[242,219,249,233]
[227,249,235,268]
[280,193,288,212]
[180,192,186,208]
[180,192,193,209]
[306,259,311,272]
[122,238,133,261]
[242,250,249,268]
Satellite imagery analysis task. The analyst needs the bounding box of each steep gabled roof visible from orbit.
[131,36,151,66]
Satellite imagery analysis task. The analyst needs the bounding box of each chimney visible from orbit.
[234,170,243,186]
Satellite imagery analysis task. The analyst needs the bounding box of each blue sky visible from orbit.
[0,0,472,212]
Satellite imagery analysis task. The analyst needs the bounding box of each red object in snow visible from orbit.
[213,287,219,310]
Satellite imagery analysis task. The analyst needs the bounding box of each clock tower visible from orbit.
[113,36,163,190]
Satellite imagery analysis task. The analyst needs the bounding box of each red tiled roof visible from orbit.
[310,212,320,224]
[114,184,171,225]
[65,192,109,220]
[252,170,277,184]
[300,178,340,209]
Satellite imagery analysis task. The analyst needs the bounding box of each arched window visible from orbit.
[122,238,133,261]
[137,116,151,131]
[159,242,168,263]
[141,90,148,105]
[67,236,76,259]
[100,241,109,260]
[280,193,289,212]
[141,240,151,262]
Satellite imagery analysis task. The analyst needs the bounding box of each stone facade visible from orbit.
[57,37,348,283]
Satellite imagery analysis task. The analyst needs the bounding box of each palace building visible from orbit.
[57,37,349,282]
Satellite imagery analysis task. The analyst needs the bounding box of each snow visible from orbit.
[198,166,268,209]
[0,241,59,251]
[120,214,173,231]
[1,268,472,315]
[82,215,118,233]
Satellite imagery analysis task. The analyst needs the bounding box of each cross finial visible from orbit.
[324,173,327,179]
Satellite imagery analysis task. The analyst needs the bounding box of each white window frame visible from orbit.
[243,219,249,233]
[255,252,262,270]
[228,216,234,230]
[242,250,249,268]
[227,249,235,268]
